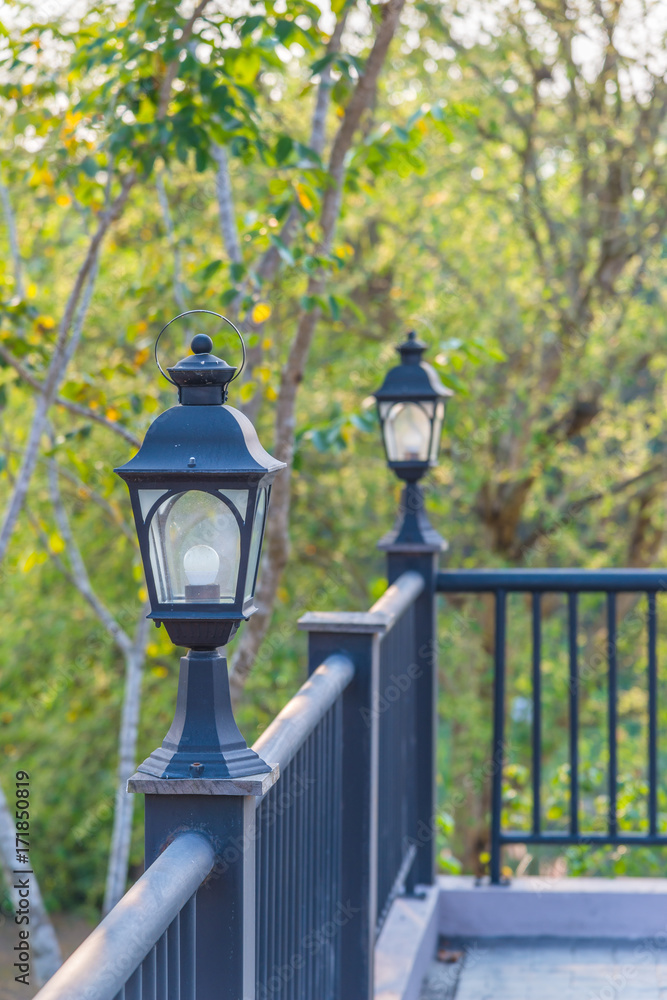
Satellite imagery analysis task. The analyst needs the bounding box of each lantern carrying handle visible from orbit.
[154,310,247,387]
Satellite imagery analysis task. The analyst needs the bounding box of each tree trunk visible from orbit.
[103,615,150,914]
[0,783,62,985]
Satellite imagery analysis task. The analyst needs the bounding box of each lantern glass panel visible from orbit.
[245,488,266,600]
[140,489,169,520]
[429,400,446,462]
[383,401,432,463]
[146,490,241,603]
[219,489,248,520]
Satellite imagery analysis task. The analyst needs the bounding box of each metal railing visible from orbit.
[437,568,667,883]
[372,577,421,933]
[253,654,353,1000]
[36,572,429,1000]
[35,832,215,1000]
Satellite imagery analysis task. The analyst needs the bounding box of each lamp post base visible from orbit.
[378,481,447,552]
[137,649,272,780]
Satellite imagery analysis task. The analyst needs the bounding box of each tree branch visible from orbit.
[0,174,131,566]
[156,172,189,331]
[0,176,24,298]
[0,343,141,448]
[46,456,133,656]
[230,0,407,696]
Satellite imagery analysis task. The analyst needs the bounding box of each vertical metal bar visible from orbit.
[276,768,284,997]
[142,948,157,1000]
[267,787,276,1000]
[569,592,579,837]
[306,731,315,1000]
[179,894,196,1000]
[288,755,296,1000]
[124,965,141,1000]
[296,745,305,1000]
[531,593,542,837]
[167,913,180,1000]
[490,589,507,884]
[284,752,293,1000]
[317,714,326,996]
[607,592,618,838]
[260,795,270,997]
[156,932,168,1000]
[333,695,343,999]
[648,591,658,836]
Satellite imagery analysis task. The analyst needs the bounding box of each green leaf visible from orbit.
[275,135,293,164]
[201,260,223,281]
[239,15,264,37]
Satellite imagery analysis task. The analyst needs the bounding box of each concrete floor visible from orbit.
[419,938,667,999]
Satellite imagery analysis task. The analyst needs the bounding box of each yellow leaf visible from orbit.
[151,665,169,679]
[138,587,148,602]
[106,407,120,421]
[136,97,156,124]
[239,380,256,402]
[66,710,78,723]
[56,194,71,207]
[134,347,150,367]
[136,320,148,333]
[22,551,38,573]
[26,283,37,299]
[37,315,55,329]
[49,532,65,554]
[252,303,271,324]
[146,643,160,658]
[265,385,278,402]
[255,365,271,383]
[296,183,312,210]
[261,337,273,350]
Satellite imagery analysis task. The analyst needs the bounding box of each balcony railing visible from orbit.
[35,571,429,1000]
[437,568,667,883]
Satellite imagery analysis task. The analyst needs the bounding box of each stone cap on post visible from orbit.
[127,765,279,798]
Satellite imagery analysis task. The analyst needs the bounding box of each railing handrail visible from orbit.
[437,568,667,592]
[298,570,424,635]
[35,832,215,1000]
[369,570,424,625]
[253,652,354,784]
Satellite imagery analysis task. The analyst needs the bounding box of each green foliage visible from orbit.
[2,0,667,915]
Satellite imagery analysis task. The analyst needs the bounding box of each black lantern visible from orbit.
[116,311,285,779]
[374,330,452,482]
[374,331,451,550]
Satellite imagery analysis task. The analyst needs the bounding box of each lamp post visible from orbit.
[373,329,452,890]
[116,311,285,779]
[374,330,452,550]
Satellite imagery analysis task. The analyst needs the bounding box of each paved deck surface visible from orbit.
[419,938,667,999]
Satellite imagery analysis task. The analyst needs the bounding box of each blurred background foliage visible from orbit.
[0,0,667,917]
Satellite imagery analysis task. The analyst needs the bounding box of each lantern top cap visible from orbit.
[374,330,452,403]
[167,335,237,389]
[397,329,427,365]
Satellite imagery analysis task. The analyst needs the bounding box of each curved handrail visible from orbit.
[35,832,215,1000]
[253,653,354,783]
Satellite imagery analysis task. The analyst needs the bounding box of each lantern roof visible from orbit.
[374,331,452,403]
[115,403,286,480]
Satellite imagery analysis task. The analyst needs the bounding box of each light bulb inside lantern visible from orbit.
[400,426,424,461]
[184,544,220,586]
